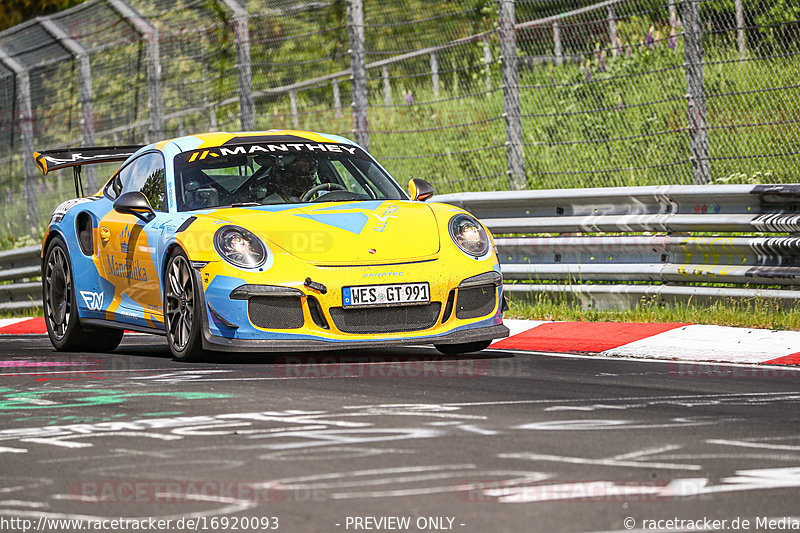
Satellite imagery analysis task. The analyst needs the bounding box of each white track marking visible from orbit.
[0,447,27,453]
[374,390,800,408]
[21,432,182,448]
[498,347,800,369]
[0,501,44,508]
[495,319,551,339]
[610,444,683,460]
[329,472,549,500]
[485,467,800,503]
[499,452,700,471]
[707,439,800,451]
[602,324,800,362]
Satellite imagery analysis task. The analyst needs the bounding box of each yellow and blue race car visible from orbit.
[35,131,508,361]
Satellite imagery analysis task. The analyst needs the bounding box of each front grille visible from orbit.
[455,285,496,319]
[329,303,442,334]
[248,296,304,329]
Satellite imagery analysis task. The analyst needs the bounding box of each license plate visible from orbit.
[342,282,430,308]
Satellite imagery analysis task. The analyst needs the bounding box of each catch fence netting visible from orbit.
[0,0,797,242]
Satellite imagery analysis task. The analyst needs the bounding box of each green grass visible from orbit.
[507,292,800,331]
[0,306,42,319]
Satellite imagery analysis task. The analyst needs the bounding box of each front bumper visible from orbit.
[192,261,509,352]
[201,319,509,352]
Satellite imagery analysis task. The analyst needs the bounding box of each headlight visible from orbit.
[448,214,489,257]
[214,225,266,268]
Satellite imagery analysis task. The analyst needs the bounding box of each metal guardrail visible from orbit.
[2,184,800,312]
[434,184,800,309]
[0,245,41,312]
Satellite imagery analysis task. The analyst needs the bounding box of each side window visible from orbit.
[105,165,128,200]
[120,152,167,212]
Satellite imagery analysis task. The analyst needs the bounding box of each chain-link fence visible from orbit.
[0,0,798,243]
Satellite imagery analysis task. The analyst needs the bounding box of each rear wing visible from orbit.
[34,145,143,175]
[34,145,144,197]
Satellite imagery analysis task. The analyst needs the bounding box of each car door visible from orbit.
[98,152,167,326]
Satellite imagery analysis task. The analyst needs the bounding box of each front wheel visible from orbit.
[434,339,492,356]
[164,249,205,362]
[43,237,123,352]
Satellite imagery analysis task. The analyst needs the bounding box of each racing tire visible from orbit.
[434,339,492,356]
[43,237,124,352]
[164,248,205,362]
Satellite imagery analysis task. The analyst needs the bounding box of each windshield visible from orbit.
[173,142,406,211]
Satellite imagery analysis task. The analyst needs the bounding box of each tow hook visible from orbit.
[304,277,328,294]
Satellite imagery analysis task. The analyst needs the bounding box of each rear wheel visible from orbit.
[164,249,205,362]
[43,237,123,352]
[434,339,492,356]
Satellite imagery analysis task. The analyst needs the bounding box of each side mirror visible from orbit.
[408,178,434,202]
[114,191,155,222]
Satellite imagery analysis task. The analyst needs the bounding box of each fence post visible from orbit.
[220,0,255,131]
[430,52,440,97]
[553,21,563,66]
[39,16,97,191]
[735,0,746,59]
[210,106,218,130]
[347,0,369,151]
[333,79,343,118]
[0,48,38,226]
[682,0,710,185]
[498,0,526,190]
[382,66,391,105]
[107,0,163,140]
[607,6,618,56]
[289,90,299,129]
[483,36,492,90]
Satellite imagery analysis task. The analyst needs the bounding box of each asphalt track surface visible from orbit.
[1,334,800,533]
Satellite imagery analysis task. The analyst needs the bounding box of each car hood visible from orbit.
[204,200,441,264]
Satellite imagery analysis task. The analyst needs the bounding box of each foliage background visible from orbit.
[0,0,798,246]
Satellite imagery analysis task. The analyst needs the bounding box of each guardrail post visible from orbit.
[220,0,255,131]
[107,0,163,141]
[0,47,39,226]
[39,17,97,191]
[498,0,526,190]
[682,0,710,185]
[607,6,618,56]
[735,0,746,58]
[430,52,440,97]
[347,0,369,151]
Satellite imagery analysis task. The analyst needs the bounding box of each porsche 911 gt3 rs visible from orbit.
[35,130,509,361]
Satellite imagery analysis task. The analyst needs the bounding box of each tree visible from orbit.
[0,0,84,31]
